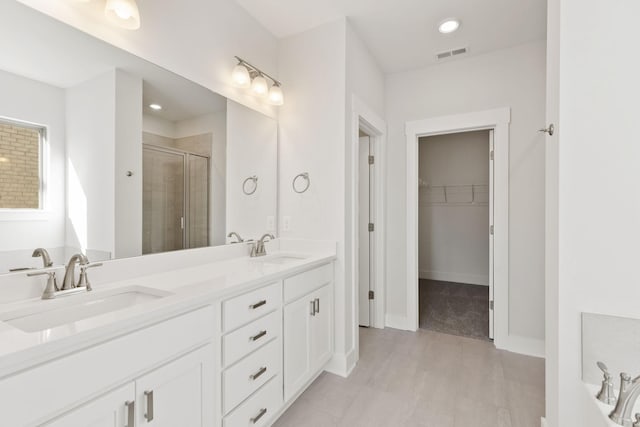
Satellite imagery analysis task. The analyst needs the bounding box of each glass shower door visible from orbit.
[187,154,209,249]
[143,147,185,254]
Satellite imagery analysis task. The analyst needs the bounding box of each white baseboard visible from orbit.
[497,334,545,358]
[324,348,357,378]
[419,270,489,286]
[541,417,547,427]
[385,313,410,330]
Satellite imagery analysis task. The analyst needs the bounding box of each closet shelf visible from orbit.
[419,183,489,206]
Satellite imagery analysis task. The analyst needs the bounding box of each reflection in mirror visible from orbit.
[0,2,277,274]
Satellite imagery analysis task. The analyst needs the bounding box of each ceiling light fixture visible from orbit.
[104,0,141,30]
[231,56,284,106]
[149,104,162,111]
[438,18,460,34]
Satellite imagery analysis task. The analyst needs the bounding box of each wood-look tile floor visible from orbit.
[273,327,545,427]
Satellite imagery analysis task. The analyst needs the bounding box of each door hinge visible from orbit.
[490,225,494,235]
[368,290,375,300]
[368,155,374,165]
[490,150,494,161]
[368,223,375,232]
[490,300,494,310]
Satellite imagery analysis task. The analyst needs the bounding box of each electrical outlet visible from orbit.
[283,216,292,232]
[266,216,275,231]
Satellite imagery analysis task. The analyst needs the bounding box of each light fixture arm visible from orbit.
[234,56,281,87]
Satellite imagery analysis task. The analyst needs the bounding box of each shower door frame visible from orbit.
[143,143,210,251]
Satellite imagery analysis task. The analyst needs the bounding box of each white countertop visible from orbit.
[0,246,336,378]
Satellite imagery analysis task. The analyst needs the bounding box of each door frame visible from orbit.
[405,107,510,348]
[350,95,387,347]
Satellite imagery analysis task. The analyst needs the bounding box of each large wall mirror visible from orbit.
[0,2,278,273]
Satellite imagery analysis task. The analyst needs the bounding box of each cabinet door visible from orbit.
[44,383,135,427]
[283,295,313,401]
[310,284,333,373]
[136,344,214,427]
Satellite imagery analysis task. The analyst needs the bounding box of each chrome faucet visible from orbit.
[61,253,89,290]
[597,362,618,405]
[251,234,275,257]
[32,248,53,268]
[610,373,640,426]
[227,231,244,243]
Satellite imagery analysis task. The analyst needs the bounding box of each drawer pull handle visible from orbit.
[250,300,267,310]
[125,400,135,427]
[250,366,267,381]
[310,300,315,316]
[314,298,320,314]
[250,330,267,341]
[144,390,154,422]
[251,408,268,424]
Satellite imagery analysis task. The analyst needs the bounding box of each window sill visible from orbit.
[0,209,51,222]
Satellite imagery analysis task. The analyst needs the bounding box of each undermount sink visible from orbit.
[252,254,308,265]
[0,286,171,333]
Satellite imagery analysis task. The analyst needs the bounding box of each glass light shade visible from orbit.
[251,75,269,97]
[268,84,284,106]
[105,0,141,30]
[231,64,251,88]
[438,19,460,34]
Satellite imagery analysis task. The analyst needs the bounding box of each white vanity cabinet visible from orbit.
[283,264,334,401]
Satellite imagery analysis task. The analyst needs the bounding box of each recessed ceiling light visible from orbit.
[149,104,162,111]
[438,18,460,34]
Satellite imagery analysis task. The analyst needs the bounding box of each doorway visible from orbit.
[142,144,210,254]
[418,130,493,340]
[358,130,375,327]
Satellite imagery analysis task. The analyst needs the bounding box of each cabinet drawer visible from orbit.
[223,309,280,368]
[224,376,283,427]
[223,338,280,414]
[283,263,333,303]
[223,282,281,332]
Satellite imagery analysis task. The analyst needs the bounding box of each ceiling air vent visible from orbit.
[436,46,468,60]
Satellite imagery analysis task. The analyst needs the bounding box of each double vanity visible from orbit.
[0,240,336,427]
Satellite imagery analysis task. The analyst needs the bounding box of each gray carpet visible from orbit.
[419,279,490,340]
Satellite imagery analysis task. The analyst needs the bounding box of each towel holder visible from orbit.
[243,175,258,195]
[292,172,310,193]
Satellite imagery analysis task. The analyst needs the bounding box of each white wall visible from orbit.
[114,70,143,258]
[547,1,640,426]
[385,41,546,349]
[418,131,489,286]
[17,0,279,118]
[0,69,66,269]
[226,100,277,241]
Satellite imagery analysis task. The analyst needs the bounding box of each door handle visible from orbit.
[310,300,316,316]
[250,330,267,341]
[314,298,320,314]
[249,366,267,381]
[538,123,555,136]
[125,401,135,427]
[250,408,267,424]
[144,390,154,422]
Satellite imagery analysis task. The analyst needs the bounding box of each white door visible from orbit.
[44,383,135,427]
[488,130,495,340]
[310,284,333,371]
[283,295,312,401]
[136,344,214,427]
[358,136,374,326]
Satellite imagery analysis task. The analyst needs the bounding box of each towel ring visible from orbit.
[292,172,310,193]
[243,175,258,195]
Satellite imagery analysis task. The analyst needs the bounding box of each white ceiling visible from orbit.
[0,2,226,122]
[233,0,547,73]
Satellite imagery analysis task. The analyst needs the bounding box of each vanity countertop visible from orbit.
[0,245,336,378]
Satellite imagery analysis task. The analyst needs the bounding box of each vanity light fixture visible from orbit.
[438,18,460,34]
[104,0,141,30]
[231,56,284,106]
[149,103,162,111]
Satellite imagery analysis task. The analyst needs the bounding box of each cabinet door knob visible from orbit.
[144,390,154,422]
[250,330,267,341]
[250,407,267,424]
[249,366,267,381]
[125,401,135,427]
[249,300,267,310]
